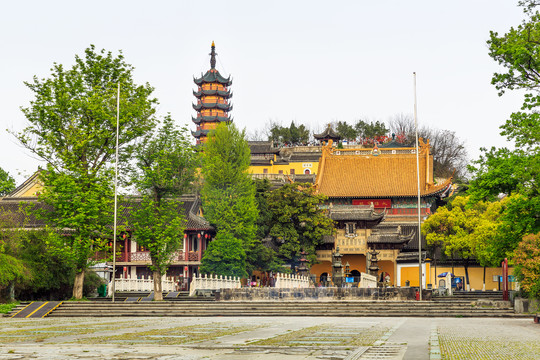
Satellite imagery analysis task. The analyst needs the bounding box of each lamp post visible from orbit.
[332,247,343,288]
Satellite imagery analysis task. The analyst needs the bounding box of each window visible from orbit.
[290,169,295,175]
[346,223,356,235]
[278,170,283,174]
[263,168,268,174]
[304,169,311,174]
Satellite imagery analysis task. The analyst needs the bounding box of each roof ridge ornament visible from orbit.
[210,41,216,70]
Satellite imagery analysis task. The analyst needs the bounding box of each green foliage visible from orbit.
[12,45,159,298]
[0,253,28,288]
[201,123,258,276]
[254,179,272,240]
[201,123,258,245]
[131,197,186,275]
[268,121,310,146]
[36,169,113,272]
[15,45,157,174]
[514,232,540,298]
[0,303,18,314]
[266,183,334,265]
[334,121,357,141]
[0,167,16,196]
[355,119,388,140]
[422,196,503,268]
[199,232,247,278]
[130,117,197,276]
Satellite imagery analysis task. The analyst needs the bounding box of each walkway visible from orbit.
[0,316,539,359]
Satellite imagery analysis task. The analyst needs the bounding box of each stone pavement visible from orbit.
[0,316,539,359]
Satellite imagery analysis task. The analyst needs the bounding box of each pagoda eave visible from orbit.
[192,115,231,124]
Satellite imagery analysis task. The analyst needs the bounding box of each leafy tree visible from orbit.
[199,232,247,278]
[267,121,310,146]
[0,167,16,196]
[422,196,502,290]
[13,45,158,298]
[513,232,540,298]
[266,183,334,267]
[355,119,388,142]
[130,117,198,300]
[334,121,357,141]
[466,3,540,268]
[200,123,258,276]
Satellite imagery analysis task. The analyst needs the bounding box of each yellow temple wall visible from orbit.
[248,161,319,176]
[429,265,515,291]
[341,254,367,273]
[310,261,331,281]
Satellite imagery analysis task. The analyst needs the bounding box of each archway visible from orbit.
[304,169,311,174]
[320,272,328,285]
[350,270,361,283]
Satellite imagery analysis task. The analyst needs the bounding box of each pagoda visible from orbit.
[192,42,233,144]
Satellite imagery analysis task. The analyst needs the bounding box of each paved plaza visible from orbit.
[0,316,539,359]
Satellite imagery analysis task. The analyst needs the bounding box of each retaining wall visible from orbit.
[216,287,432,301]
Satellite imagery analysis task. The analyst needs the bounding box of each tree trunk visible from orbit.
[7,282,15,302]
[153,270,163,301]
[482,266,486,291]
[73,269,85,299]
[464,261,470,292]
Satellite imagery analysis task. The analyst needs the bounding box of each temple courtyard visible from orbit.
[0,316,538,359]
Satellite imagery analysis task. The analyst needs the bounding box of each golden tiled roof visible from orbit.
[315,141,452,198]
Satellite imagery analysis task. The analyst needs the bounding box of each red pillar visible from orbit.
[198,233,202,261]
[502,258,509,301]
[184,233,188,262]
[123,234,128,262]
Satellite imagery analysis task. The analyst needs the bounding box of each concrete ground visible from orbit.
[0,316,539,359]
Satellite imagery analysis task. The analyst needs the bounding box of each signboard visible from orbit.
[352,199,391,208]
[345,277,354,283]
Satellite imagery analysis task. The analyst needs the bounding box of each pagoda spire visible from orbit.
[210,41,216,69]
[192,42,233,145]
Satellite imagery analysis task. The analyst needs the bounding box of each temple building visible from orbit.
[192,42,232,144]
[310,138,453,287]
[313,124,341,145]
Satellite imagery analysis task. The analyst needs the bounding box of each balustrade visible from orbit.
[107,275,176,296]
[189,274,241,296]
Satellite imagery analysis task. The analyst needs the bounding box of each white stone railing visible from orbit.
[107,275,176,296]
[359,272,377,288]
[189,274,241,296]
[274,273,310,289]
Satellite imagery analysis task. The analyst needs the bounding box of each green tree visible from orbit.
[200,123,258,276]
[130,117,198,300]
[422,196,502,290]
[355,119,388,141]
[467,3,540,265]
[267,121,310,146]
[514,232,540,298]
[266,183,334,267]
[0,167,16,196]
[334,121,357,141]
[13,45,158,299]
[199,232,247,278]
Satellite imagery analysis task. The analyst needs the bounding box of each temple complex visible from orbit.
[310,138,453,287]
[192,42,232,144]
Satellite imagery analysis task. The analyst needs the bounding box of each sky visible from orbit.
[0,0,527,185]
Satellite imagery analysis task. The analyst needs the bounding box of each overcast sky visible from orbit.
[0,1,527,185]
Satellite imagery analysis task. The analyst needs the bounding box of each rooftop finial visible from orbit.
[210,41,216,69]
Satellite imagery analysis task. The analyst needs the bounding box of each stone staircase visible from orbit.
[45,298,524,318]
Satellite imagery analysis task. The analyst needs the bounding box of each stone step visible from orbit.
[46,300,521,318]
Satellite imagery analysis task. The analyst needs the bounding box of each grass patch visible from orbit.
[0,303,19,314]
[78,323,261,345]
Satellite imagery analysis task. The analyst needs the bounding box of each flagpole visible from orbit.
[413,72,422,300]
[112,83,120,302]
